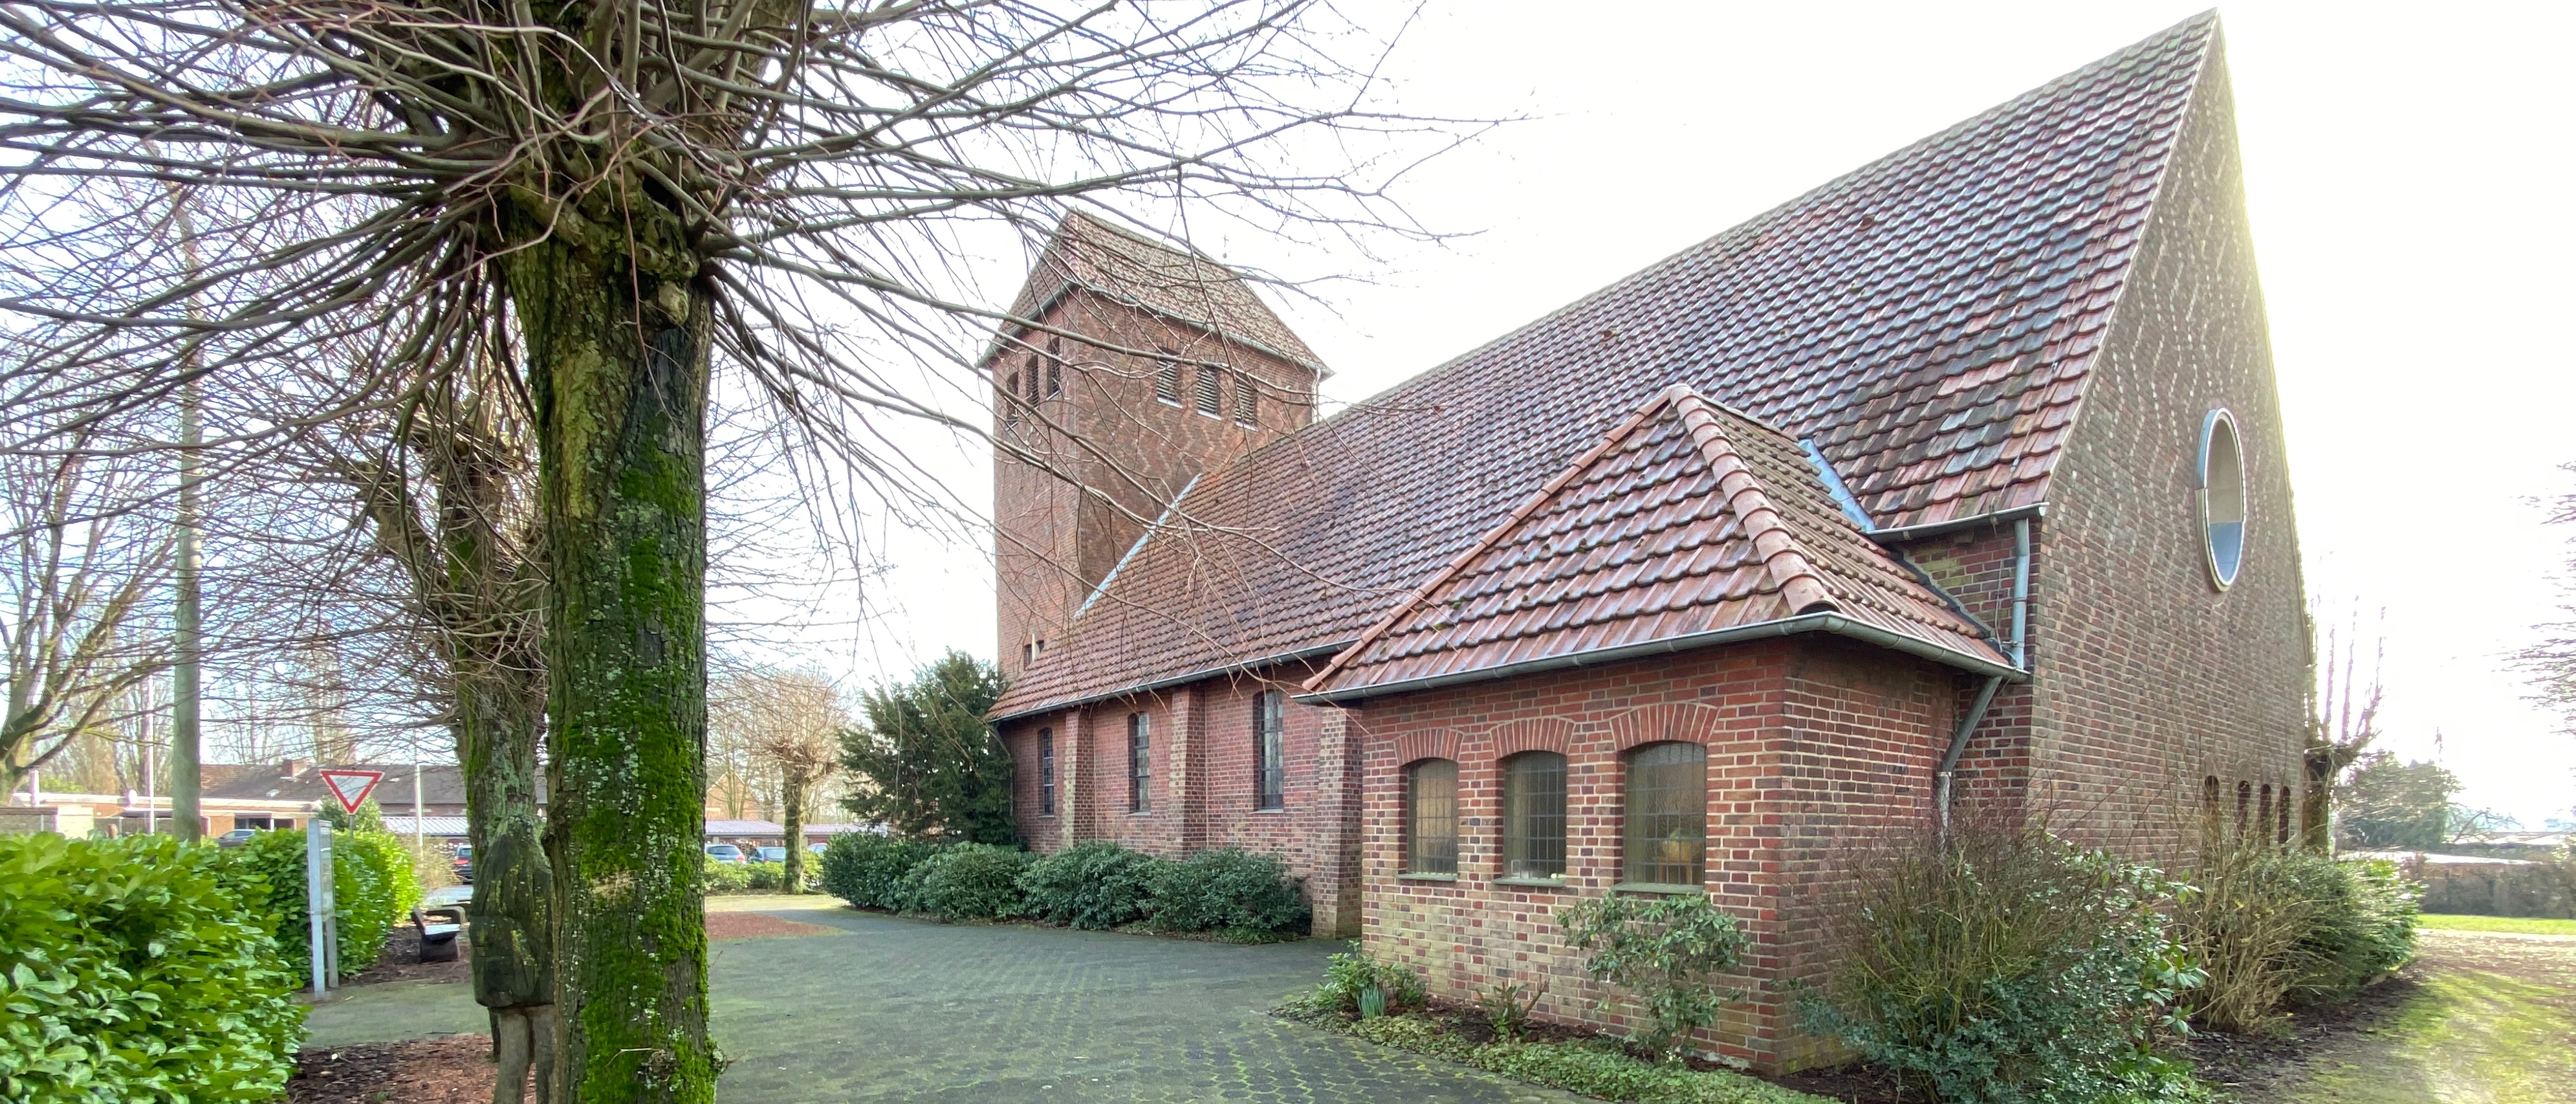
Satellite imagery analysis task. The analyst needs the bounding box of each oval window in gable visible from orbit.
[2198,409,2246,590]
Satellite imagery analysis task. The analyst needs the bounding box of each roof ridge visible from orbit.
[1666,393,1839,619]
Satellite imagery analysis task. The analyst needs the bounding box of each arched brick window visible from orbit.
[2277,791,2293,845]
[1502,751,1567,880]
[1405,759,1457,876]
[1623,742,1705,888]
[2235,780,2253,837]
[2258,784,2274,845]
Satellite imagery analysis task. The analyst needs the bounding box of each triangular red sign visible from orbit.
[318,769,384,815]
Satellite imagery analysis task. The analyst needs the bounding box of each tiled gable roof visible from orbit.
[992,14,2216,720]
[1303,386,2010,701]
[994,212,1325,371]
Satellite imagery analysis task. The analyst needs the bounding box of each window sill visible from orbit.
[1397,872,1459,882]
[1610,881,1705,896]
[1493,876,1571,890]
[1251,806,1286,814]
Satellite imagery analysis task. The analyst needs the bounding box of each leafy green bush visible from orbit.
[1310,943,1428,1017]
[215,826,417,972]
[1798,822,2209,1104]
[1560,893,1747,1055]
[818,833,939,910]
[1018,841,1162,929]
[1146,846,1307,934]
[895,842,1029,922]
[2293,857,2418,1005]
[704,858,755,894]
[1476,1038,1820,1103]
[0,833,305,1102]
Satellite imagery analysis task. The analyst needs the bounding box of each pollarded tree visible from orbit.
[2519,467,2576,737]
[0,4,1447,1099]
[712,664,844,892]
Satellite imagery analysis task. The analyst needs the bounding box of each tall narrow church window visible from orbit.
[1004,371,1020,404]
[2258,784,2273,845]
[1154,359,1181,404]
[1046,362,1062,399]
[1254,690,1285,810]
[1234,374,1258,426]
[1503,752,1567,879]
[1038,729,1056,816]
[2235,780,2253,837]
[1024,356,1040,404]
[1195,365,1223,416]
[2278,791,2293,845]
[1128,712,1152,813]
[1405,759,1457,875]
[2198,409,2246,590]
[1623,742,1705,888]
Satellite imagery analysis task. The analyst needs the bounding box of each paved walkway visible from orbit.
[305,896,1579,1103]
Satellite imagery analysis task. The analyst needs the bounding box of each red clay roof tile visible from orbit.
[991,14,2214,719]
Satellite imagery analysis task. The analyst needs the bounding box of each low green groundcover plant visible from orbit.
[1300,1004,1825,1104]
[1796,822,2213,1104]
[1146,846,1308,936]
[1310,944,1428,1017]
[1018,840,1160,930]
[818,833,940,911]
[895,842,1029,922]
[216,825,418,973]
[1,833,305,1103]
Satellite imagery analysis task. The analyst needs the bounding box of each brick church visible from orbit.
[983,14,2306,1068]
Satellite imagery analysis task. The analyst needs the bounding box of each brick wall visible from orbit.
[1347,637,1959,1072]
[998,659,1363,935]
[992,291,1319,681]
[2025,43,2309,853]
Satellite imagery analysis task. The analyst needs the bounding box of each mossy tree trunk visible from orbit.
[505,207,714,1101]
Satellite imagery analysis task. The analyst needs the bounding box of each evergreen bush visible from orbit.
[895,842,1028,922]
[818,833,939,910]
[1797,821,2210,1104]
[1017,841,1161,929]
[2179,837,2420,1033]
[1145,846,1307,934]
[1559,893,1747,1055]
[2291,857,2419,1006]
[703,858,756,894]
[0,833,305,1102]
[216,826,417,972]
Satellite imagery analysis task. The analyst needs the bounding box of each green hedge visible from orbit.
[216,826,419,973]
[1018,840,1159,929]
[0,833,305,1103]
[818,834,939,910]
[895,843,1029,922]
[1146,847,1308,935]
[2295,857,2419,1004]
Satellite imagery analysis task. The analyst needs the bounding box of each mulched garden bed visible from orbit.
[707,911,840,940]
[288,1037,499,1104]
[2183,966,2423,1100]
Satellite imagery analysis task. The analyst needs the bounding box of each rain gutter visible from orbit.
[1293,610,2025,709]
[1933,515,2033,830]
[989,642,1348,725]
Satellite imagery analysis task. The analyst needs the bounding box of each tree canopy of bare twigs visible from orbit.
[2518,467,2576,738]
[2304,602,2384,854]
[0,1,1455,1098]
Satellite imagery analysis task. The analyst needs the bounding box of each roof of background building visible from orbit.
[202,763,527,808]
[1305,386,2010,700]
[994,14,2217,720]
[992,210,1325,371]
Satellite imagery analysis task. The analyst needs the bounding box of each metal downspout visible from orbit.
[1937,517,2033,830]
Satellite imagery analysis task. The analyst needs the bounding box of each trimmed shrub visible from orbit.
[216,826,416,972]
[1,833,305,1102]
[1146,846,1307,934]
[1560,893,1748,1055]
[1018,841,1161,929]
[704,858,756,894]
[895,843,1029,922]
[818,833,939,911]
[1798,822,2210,1104]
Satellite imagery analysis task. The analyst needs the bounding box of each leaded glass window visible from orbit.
[1406,759,1457,875]
[1623,742,1705,887]
[1503,752,1567,879]
[1254,691,1285,810]
[1129,712,1152,813]
[1038,728,1056,815]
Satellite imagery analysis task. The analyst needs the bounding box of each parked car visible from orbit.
[754,846,787,864]
[807,843,827,856]
[214,828,257,848]
[704,843,747,864]
[452,844,474,883]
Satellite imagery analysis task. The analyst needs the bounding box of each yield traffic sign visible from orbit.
[318,769,384,815]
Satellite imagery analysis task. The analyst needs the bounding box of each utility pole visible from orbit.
[168,190,204,843]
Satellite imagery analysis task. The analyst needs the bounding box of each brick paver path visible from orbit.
[711,900,1579,1103]
[304,896,1578,1102]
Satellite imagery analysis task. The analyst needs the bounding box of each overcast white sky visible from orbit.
[773,2,2576,826]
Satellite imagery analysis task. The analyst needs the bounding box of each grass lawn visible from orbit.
[2416,914,2576,937]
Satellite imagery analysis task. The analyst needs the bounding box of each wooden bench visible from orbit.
[413,905,464,963]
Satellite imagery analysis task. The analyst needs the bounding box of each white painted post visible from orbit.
[306,819,336,995]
